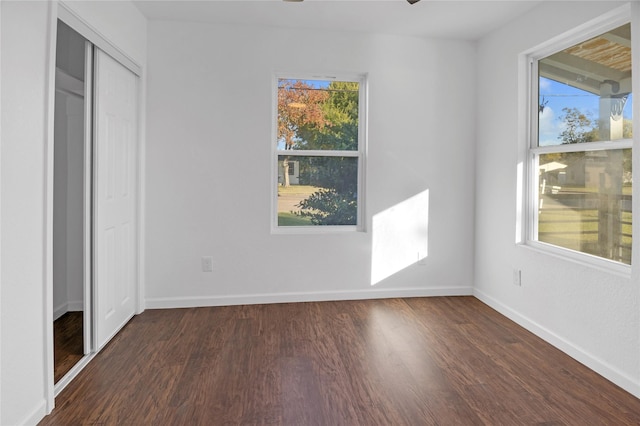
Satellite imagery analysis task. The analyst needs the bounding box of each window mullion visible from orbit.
[531,139,633,155]
[276,150,360,158]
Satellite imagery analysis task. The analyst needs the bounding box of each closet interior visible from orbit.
[53,20,88,384]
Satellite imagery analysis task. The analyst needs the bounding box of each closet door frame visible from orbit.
[44,2,144,413]
[83,40,93,355]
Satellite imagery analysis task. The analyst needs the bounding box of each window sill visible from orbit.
[271,224,363,235]
[518,241,632,278]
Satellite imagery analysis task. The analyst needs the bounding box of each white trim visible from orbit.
[83,41,93,355]
[632,3,640,386]
[0,0,2,420]
[272,224,358,235]
[53,353,95,397]
[57,2,141,77]
[17,399,48,426]
[274,71,364,84]
[67,300,83,311]
[44,0,58,415]
[52,301,84,321]
[53,304,67,321]
[474,288,640,399]
[522,4,632,61]
[136,56,147,315]
[531,139,633,155]
[275,149,359,158]
[518,241,631,278]
[515,53,532,244]
[145,286,474,309]
[360,76,369,233]
[632,0,640,275]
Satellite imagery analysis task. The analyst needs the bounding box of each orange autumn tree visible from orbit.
[277,80,330,187]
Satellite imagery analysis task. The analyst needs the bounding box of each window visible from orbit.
[274,75,366,230]
[528,22,632,265]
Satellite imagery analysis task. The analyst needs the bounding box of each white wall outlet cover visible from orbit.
[202,256,214,272]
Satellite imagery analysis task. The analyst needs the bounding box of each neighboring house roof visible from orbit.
[539,161,568,172]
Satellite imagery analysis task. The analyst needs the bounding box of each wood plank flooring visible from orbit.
[40,297,640,425]
[54,311,84,383]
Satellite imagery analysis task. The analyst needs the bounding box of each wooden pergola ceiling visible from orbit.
[539,24,632,95]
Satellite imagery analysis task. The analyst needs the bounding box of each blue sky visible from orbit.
[538,77,633,146]
[278,78,330,89]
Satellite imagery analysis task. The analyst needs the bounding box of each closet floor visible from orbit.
[54,311,83,383]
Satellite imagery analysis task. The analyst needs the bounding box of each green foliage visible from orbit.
[298,156,357,195]
[623,118,633,139]
[296,188,357,225]
[623,147,632,177]
[278,212,313,226]
[289,81,360,225]
[558,107,597,144]
[296,81,359,151]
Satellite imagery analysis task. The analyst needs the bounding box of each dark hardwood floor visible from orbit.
[40,297,640,425]
[54,311,84,383]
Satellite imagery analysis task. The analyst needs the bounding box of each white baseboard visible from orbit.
[67,300,83,311]
[474,288,640,399]
[145,286,474,309]
[53,303,67,321]
[53,301,84,321]
[19,398,47,426]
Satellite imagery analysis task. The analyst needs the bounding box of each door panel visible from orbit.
[93,48,138,350]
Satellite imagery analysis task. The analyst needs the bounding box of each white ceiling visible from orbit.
[133,0,543,40]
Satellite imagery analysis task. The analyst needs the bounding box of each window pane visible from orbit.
[537,149,632,264]
[277,155,358,226]
[538,24,632,146]
[277,79,359,151]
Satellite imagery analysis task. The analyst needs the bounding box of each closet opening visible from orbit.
[50,12,140,399]
[53,19,92,387]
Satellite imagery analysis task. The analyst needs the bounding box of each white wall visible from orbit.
[53,91,85,319]
[145,22,477,307]
[474,1,640,397]
[1,3,53,423]
[53,93,70,317]
[60,0,147,66]
[64,94,85,313]
[0,1,146,424]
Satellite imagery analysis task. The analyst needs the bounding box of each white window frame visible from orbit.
[271,72,367,234]
[521,5,635,274]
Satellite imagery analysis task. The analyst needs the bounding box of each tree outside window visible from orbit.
[275,77,364,228]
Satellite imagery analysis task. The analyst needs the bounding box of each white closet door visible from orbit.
[93,48,138,350]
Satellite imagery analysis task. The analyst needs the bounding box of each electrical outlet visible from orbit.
[513,269,521,286]
[202,256,214,272]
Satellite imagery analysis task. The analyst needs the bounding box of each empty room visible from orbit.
[1,0,640,424]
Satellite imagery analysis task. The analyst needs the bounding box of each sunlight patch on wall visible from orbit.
[515,161,524,244]
[371,190,429,285]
